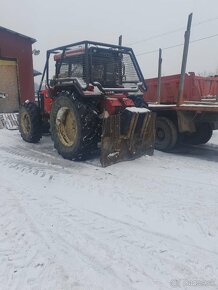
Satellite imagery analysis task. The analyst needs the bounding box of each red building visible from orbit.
[0,26,36,113]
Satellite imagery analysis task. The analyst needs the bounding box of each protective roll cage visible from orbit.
[38,40,147,101]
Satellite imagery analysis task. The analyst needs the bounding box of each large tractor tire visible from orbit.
[50,92,100,160]
[182,123,213,145]
[19,102,42,143]
[41,118,50,134]
[155,117,178,151]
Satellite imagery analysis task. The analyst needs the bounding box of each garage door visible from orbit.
[0,59,19,113]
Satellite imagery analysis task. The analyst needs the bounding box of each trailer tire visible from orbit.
[155,117,178,151]
[19,102,42,143]
[50,92,99,160]
[182,123,213,145]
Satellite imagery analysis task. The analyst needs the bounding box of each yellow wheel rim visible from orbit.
[56,107,77,147]
[20,112,31,135]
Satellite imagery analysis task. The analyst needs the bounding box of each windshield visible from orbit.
[90,48,141,89]
[55,54,87,88]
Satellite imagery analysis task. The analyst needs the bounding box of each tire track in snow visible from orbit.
[86,210,218,256]
[0,187,84,290]
[20,197,141,289]
[6,189,164,290]
[16,192,218,290]
[0,145,97,180]
[0,153,52,179]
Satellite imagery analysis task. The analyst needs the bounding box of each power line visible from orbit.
[136,33,218,56]
[128,27,184,46]
[128,15,218,46]
[194,16,218,27]
[191,33,218,43]
[137,43,183,56]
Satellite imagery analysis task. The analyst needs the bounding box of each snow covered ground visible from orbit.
[0,129,218,290]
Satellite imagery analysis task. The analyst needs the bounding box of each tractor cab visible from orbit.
[42,41,146,98]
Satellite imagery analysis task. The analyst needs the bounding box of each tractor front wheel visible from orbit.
[19,102,42,143]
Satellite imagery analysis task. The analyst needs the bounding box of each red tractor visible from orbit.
[19,41,155,166]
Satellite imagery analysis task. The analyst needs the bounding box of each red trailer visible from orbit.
[143,13,218,151]
[144,73,218,151]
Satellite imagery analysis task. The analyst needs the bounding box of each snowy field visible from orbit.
[0,129,218,290]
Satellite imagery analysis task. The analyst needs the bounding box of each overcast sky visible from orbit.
[1,0,218,79]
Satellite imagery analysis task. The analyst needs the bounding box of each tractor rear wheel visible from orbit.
[19,102,42,143]
[155,117,178,151]
[182,123,213,145]
[50,92,99,160]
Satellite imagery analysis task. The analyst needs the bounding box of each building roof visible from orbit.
[0,26,36,44]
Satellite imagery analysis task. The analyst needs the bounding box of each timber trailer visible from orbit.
[19,41,155,167]
[145,73,218,151]
[144,13,218,152]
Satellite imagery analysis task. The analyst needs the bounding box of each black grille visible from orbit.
[42,41,146,93]
[122,54,140,84]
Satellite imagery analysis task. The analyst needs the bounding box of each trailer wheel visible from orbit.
[155,117,178,151]
[182,123,213,145]
[19,102,42,143]
[50,92,99,160]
